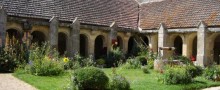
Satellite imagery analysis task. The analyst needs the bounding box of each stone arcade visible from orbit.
[0,0,220,67]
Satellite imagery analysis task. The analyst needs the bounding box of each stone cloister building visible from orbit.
[0,0,220,66]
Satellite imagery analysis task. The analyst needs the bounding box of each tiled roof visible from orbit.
[140,0,220,30]
[1,0,220,30]
[0,0,139,29]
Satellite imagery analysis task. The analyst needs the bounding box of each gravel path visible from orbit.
[202,87,220,90]
[0,73,37,90]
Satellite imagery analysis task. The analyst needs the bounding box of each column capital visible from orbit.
[71,17,80,28]
[0,6,7,15]
[49,16,59,23]
[158,23,167,33]
[198,21,206,29]
[110,21,118,29]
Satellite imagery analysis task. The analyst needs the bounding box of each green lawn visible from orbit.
[13,70,71,90]
[13,68,220,90]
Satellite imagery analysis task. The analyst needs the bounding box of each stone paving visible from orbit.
[202,87,220,90]
[0,73,37,90]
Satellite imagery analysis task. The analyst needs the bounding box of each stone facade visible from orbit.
[0,0,220,67]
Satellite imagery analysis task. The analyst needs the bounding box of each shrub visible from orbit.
[72,67,109,90]
[108,47,124,67]
[203,65,220,81]
[172,55,193,65]
[142,66,150,74]
[74,54,95,67]
[0,42,29,72]
[96,58,105,68]
[147,59,154,69]
[136,56,147,66]
[186,65,203,78]
[96,58,105,65]
[137,44,157,69]
[163,66,192,84]
[66,54,95,70]
[120,58,141,69]
[110,74,130,90]
[0,48,16,72]
[28,43,64,76]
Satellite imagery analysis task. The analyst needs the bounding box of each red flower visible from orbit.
[190,55,196,61]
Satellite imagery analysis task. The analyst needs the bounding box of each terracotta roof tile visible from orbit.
[1,0,139,29]
[140,0,220,29]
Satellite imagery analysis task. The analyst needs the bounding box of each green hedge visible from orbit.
[72,67,109,90]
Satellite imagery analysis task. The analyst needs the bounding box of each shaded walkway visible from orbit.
[0,73,37,90]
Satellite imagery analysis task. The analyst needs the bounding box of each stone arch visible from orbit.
[213,34,220,64]
[169,34,184,46]
[141,35,149,46]
[174,36,183,55]
[94,35,106,59]
[192,36,197,57]
[185,33,197,58]
[6,29,22,46]
[117,36,123,49]
[6,22,23,34]
[31,31,46,45]
[80,34,89,57]
[127,36,137,56]
[58,32,68,55]
[205,33,220,65]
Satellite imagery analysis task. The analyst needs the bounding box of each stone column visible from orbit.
[0,7,7,47]
[123,36,130,54]
[107,22,118,57]
[149,34,158,52]
[22,20,32,48]
[196,21,207,67]
[49,16,59,49]
[182,35,188,57]
[69,17,80,56]
[88,37,95,58]
[158,23,168,59]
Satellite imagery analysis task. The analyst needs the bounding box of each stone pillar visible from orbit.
[0,7,7,47]
[88,37,95,58]
[123,36,130,54]
[107,22,118,57]
[70,17,80,56]
[182,35,188,57]
[158,23,167,59]
[149,34,158,52]
[196,21,207,67]
[22,20,32,48]
[49,16,59,49]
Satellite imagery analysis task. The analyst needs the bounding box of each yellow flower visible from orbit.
[63,57,69,63]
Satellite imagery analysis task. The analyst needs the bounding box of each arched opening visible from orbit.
[80,34,88,57]
[174,36,183,55]
[117,36,123,49]
[31,31,45,45]
[214,35,220,64]
[95,35,106,59]
[141,36,149,47]
[127,36,138,56]
[192,36,197,58]
[58,32,67,55]
[6,29,22,46]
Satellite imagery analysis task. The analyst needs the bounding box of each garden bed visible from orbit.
[13,68,220,90]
